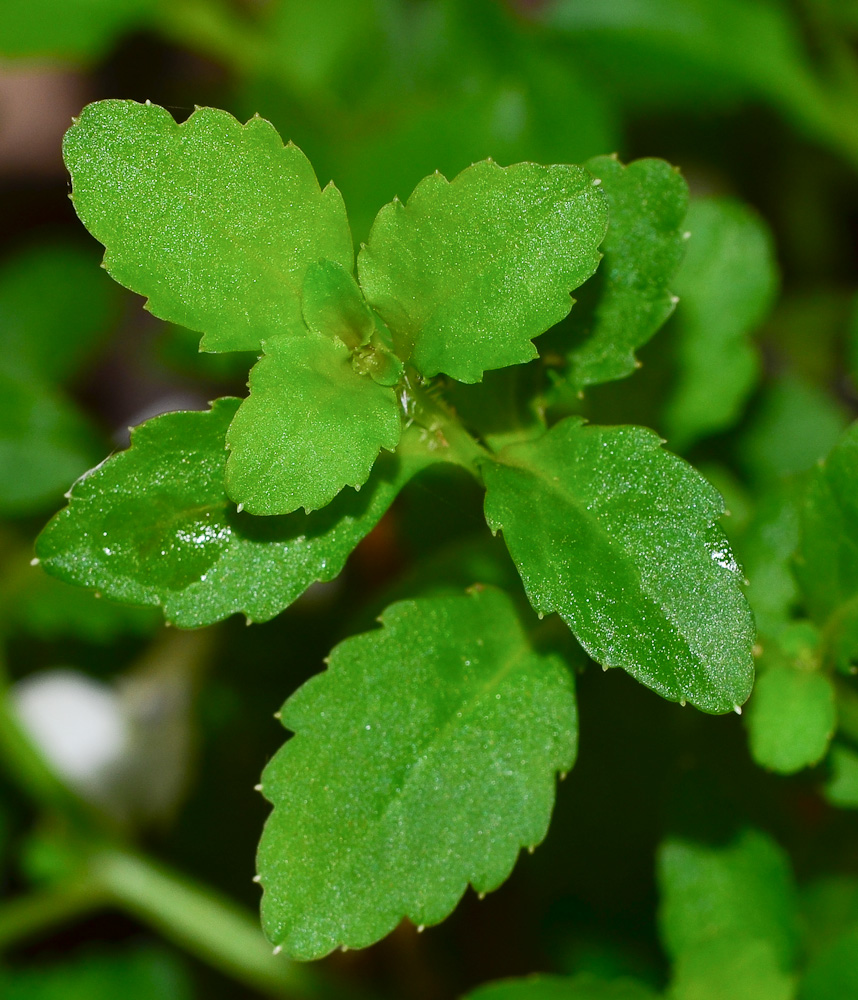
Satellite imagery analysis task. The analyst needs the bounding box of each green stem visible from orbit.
[0,878,108,951]
[406,376,493,476]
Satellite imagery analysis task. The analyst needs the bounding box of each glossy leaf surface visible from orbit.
[465,973,659,1000]
[225,332,401,514]
[63,100,352,352]
[358,160,607,382]
[665,198,777,448]
[483,418,754,713]
[257,587,577,958]
[564,155,688,389]
[658,829,799,969]
[36,400,429,627]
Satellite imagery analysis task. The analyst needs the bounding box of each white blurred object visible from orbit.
[12,669,131,802]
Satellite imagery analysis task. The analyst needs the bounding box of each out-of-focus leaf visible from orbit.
[739,376,848,485]
[564,156,688,390]
[0,0,151,61]
[746,651,836,774]
[545,0,822,124]
[36,400,434,626]
[669,936,794,1000]
[13,564,160,642]
[657,828,799,969]
[258,587,577,959]
[63,100,353,353]
[798,925,858,1000]
[358,160,607,383]
[464,972,660,999]
[0,242,119,385]
[0,945,191,1000]
[795,421,858,625]
[823,744,858,808]
[740,486,801,638]
[483,417,754,713]
[664,198,778,448]
[0,371,101,517]
[225,332,400,514]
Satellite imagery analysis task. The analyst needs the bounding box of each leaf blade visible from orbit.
[483,418,754,712]
[358,160,608,383]
[225,332,401,514]
[63,100,353,353]
[257,587,577,958]
[564,155,688,390]
[35,400,430,627]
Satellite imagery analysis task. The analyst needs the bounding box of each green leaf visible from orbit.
[0,945,191,1000]
[0,0,151,61]
[358,160,607,383]
[795,421,858,626]
[483,418,754,713]
[669,936,794,1000]
[63,100,353,353]
[740,486,801,638]
[36,400,431,627]
[823,744,858,809]
[14,564,160,643]
[465,972,660,1000]
[0,241,119,385]
[257,586,577,958]
[799,925,858,1000]
[657,829,799,969]
[302,259,374,350]
[664,198,778,448]
[545,0,820,124]
[225,332,401,514]
[747,655,836,775]
[0,371,101,517]
[564,156,688,390]
[739,376,848,486]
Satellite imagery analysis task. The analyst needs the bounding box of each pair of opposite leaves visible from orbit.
[63,99,612,516]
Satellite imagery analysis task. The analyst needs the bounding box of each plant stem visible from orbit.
[406,376,493,476]
[88,848,333,1000]
[0,878,108,951]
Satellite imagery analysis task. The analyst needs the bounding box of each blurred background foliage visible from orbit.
[1,0,857,997]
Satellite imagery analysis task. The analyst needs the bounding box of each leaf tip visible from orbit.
[679,698,687,707]
[273,710,282,720]
[236,503,244,513]
[416,924,425,933]
[682,230,692,240]
[733,704,743,715]
[527,845,535,854]
[144,98,152,106]
[478,892,486,901]
[30,557,40,566]
[252,874,261,883]
[591,177,602,186]
[273,946,282,956]
[254,783,263,792]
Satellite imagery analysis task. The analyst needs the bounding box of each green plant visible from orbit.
[30,98,752,951]
[3,76,856,999]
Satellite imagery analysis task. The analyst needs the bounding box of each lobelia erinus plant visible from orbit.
[36,100,755,961]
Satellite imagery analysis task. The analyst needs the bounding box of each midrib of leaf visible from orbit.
[330,633,548,884]
[494,448,718,702]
